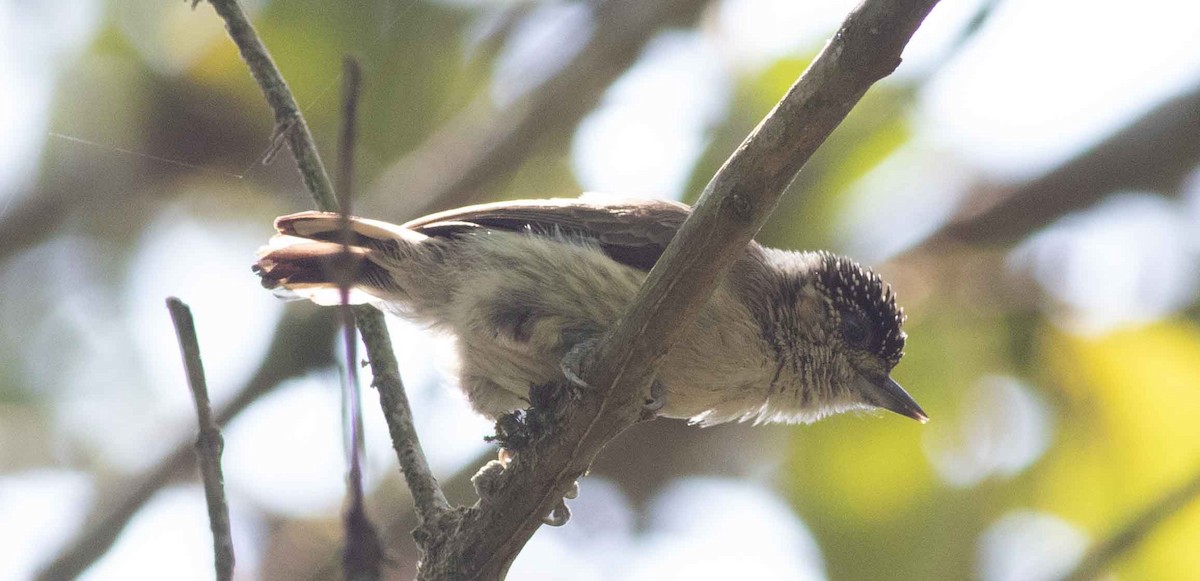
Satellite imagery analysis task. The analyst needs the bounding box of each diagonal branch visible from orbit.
[1060,467,1200,581]
[370,0,711,217]
[204,0,336,210]
[203,0,449,526]
[921,81,1200,248]
[418,1,942,578]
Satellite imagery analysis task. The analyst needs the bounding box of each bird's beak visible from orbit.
[856,374,928,423]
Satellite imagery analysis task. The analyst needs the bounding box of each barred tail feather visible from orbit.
[254,212,423,307]
[273,211,425,249]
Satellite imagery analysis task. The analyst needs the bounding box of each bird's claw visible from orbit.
[563,338,666,415]
[560,338,600,394]
[643,379,666,413]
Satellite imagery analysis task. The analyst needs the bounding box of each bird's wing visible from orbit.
[402,197,693,271]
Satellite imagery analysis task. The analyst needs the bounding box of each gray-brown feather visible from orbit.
[253,198,908,425]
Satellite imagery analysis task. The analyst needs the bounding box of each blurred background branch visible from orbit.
[35,305,337,581]
[1060,466,1200,581]
[334,55,388,581]
[368,0,712,217]
[921,80,1200,248]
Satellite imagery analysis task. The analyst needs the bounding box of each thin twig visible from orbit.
[204,0,337,210]
[36,306,336,581]
[337,56,360,215]
[370,0,711,217]
[336,56,385,581]
[355,310,451,524]
[416,1,942,578]
[202,0,449,526]
[165,297,235,581]
[1060,467,1200,581]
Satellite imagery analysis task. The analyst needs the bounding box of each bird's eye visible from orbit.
[841,314,870,349]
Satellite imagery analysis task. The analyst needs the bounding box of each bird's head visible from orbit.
[749,250,927,424]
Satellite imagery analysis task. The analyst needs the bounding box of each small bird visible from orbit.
[253,197,926,425]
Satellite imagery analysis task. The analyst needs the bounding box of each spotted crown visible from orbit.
[813,251,906,366]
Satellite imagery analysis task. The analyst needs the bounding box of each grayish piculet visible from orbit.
[253,197,926,425]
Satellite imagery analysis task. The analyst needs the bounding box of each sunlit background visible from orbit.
[3,0,1200,579]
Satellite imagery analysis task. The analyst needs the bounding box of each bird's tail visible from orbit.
[253,211,428,306]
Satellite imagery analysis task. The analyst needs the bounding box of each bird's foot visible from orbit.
[642,379,667,418]
[560,337,600,396]
[563,336,666,416]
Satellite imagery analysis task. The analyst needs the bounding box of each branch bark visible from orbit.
[204,0,336,210]
[165,297,235,581]
[204,0,449,528]
[417,1,941,578]
[36,304,337,581]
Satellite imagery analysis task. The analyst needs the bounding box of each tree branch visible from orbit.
[165,297,235,581]
[416,1,941,578]
[203,0,449,527]
[355,311,452,524]
[203,0,336,210]
[335,56,386,581]
[921,80,1200,248]
[33,0,683,570]
[1060,467,1200,581]
[370,0,711,217]
[35,305,337,581]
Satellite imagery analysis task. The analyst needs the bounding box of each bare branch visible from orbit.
[923,81,1200,248]
[415,1,942,578]
[165,297,235,581]
[36,305,337,581]
[370,0,711,217]
[355,310,451,524]
[203,0,337,210]
[337,56,361,215]
[202,0,449,528]
[1060,467,1200,581]
[335,56,386,581]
